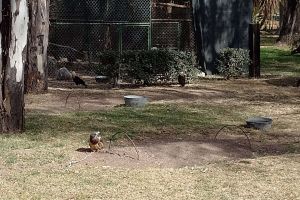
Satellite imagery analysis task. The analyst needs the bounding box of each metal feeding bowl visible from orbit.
[124,95,148,107]
[246,117,273,130]
[95,76,110,83]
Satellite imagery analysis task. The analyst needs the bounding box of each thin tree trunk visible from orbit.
[0,0,4,130]
[0,0,29,132]
[25,0,49,93]
[278,0,300,44]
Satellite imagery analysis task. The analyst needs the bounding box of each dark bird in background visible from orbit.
[89,131,104,152]
[72,71,87,87]
[178,72,186,87]
[297,79,300,87]
[291,46,300,55]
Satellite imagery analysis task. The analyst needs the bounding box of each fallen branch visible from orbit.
[49,42,85,55]
[104,150,136,160]
[66,152,94,168]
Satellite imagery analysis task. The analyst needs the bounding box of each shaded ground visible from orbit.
[27,78,300,112]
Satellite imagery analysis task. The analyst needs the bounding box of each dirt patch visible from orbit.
[70,135,299,169]
[26,78,300,114]
[70,139,253,169]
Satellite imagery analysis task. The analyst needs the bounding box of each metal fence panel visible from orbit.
[50,0,151,22]
[48,0,196,78]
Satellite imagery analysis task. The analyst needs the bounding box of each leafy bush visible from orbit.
[216,48,251,79]
[95,51,120,78]
[95,49,199,85]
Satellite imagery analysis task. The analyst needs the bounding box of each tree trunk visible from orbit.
[0,0,29,132]
[24,0,49,93]
[278,0,300,44]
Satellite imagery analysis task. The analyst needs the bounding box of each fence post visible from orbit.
[249,23,260,78]
[118,24,123,54]
[148,24,152,50]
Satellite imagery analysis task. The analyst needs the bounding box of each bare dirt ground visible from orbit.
[27,77,300,113]
[25,78,300,169]
[71,139,253,169]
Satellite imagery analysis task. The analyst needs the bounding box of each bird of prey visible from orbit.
[89,131,104,152]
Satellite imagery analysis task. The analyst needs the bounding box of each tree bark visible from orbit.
[278,0,300,44]
[0,0,4,131]
[0,0,29,132]
[24,0,49,93]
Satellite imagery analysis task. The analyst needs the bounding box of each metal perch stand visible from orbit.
[214,125,252,150]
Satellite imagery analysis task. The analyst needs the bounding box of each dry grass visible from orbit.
[0,74,300,199]
[0,151,299,199]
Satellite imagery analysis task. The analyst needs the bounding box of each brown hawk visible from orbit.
[89,131,104,152]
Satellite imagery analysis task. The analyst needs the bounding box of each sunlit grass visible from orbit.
[24,103,246,141]
[261,47,300,76]
[261,35,278,46]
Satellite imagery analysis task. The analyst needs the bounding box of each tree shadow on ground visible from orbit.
[265,77,300,87]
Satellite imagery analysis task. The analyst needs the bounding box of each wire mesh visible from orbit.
[122,25,150,51]
[152,22,180,49]
[48,0,196,78]
[50,0,151,22]
[152,0,192,20]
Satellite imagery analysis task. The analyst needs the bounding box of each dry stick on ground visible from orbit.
[66,152,95,169]
[49,42,85,55]
[65,92,81,110]
[108,132,140,160]
[104,150,136,160]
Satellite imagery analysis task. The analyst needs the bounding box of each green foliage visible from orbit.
[95,50,199,84]
[216,48,251,79]
[95,51,120,78]
[165,50,199,80]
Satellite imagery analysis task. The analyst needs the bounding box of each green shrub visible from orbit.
[95,51,120,78]
[95,49,199,84]
[216,48,251,79]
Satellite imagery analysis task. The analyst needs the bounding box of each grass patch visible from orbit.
[0,155,299,199]
[24,103,246,140]
[5,154,18,165]
[261,47,300,76]
[0,103,248,170]
[261,35,278,46]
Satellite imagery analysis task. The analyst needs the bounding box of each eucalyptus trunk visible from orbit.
[24,0,49,93]
[0,0,29,132]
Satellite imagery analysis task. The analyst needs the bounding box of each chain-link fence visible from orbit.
[50,0,151,22]
[48,0,196,78]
